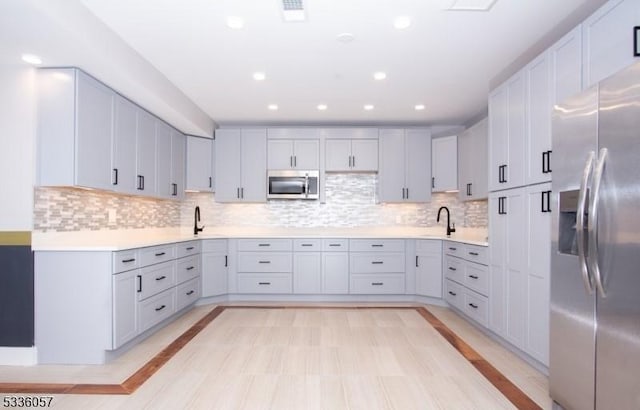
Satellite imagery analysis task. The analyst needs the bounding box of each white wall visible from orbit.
[0,63,36,231]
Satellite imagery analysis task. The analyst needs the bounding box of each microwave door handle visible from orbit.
[304,174,309,198]
[589,148,608,298]
[577,151,595,294]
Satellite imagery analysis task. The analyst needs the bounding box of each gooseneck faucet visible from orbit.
[194,206,204,235]
[437,206,456,236]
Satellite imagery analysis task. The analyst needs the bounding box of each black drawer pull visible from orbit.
[186,247,195,251]
[371,261,384,265]
[468,252,479,256]
[469,275,479,279]
[186,290,195,296]
[448,291,457,296]
[448,267,457,271]
[448,247,457,251]
[301,244,314,247]
[371,244,384,248]
[468,303,478,309]
[155,275,167,281]
[137,275,142,293]
[371,282,384,286]
[258,244,271,247]
[155,305,166,312]
[329,244,341,247]
[186,266,195,271]
[122,258,136,263]
[258,261,271,264]
[258,282,271,285]
[155,252,166,257]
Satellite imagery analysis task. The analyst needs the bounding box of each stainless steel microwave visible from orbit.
[267,170,319,200]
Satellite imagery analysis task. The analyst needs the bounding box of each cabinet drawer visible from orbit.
[176,278,201,311]
[465,245,488,265]
[322,239,349,251]
[202,239,227,253]
[177,241,201,258]
[293,239,322,251]
[445,279,464,310]
[140,244,176,267]
[443,241,463,257]
[113,249,140,273]
[444,255,465,283]
[463,289,489,328]
[237,273,292,294]
[138,261,176,300]
[237,239,292,252]
[237,252,292,273]
[464,262,489,296]
[138,288,176,333]
[350,252,405,273]
[350,274,405,294]
[416,240,441,254]
[349,239,405,252]
[176,255,200,284]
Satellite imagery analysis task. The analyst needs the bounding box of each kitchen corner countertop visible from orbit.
[32,226,489,251]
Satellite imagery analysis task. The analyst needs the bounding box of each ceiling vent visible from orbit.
[441,0,498,11]
[282,0,306,22]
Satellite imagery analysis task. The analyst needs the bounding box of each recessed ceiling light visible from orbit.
[373,72,387,81]
[226,16,245,29]
[336,33,355,43]
[317,104,328,111]
[253,72,266,81]
[415,104,426,111]
[393,16,412,30]
[268,104,279,111]
[364,104,375,111]
[21,54,42,65]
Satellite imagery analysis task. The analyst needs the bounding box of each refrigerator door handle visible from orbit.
[577,150,596,294]
[588,147,608,298]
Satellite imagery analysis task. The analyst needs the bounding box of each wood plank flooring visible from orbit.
[0,305,550,409]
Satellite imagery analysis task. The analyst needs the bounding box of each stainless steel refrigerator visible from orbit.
[550,60,640,410]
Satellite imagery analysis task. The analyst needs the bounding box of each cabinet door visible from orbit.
[293,252,322,294]
[214,129,242,202]
[505,188,527,349]
[583,0,640,88]
[75,71,114,190]
[322,252,349,294]
[488,86,508,192]
[432,135,458,192]
[526,183,551,365]
[186,136,213,192]
[405,129,431,202]
[489,193,507,337]
[526,52,552,185]
[240,129,267,202]
[416,250,443,298]
[155,122,173,198]
[171,130,186,199]
[471,118,489,200]
[267,139,294,169]
[550,25,583,105]
[457,129,472,201]
[378,129,406,202]
[506,73,526,190]
[112,269,138,349]
[202,253,228,297]
[325,139,351,171]
[136,109,157,196]
[351,139,379,171]
[293,139,320,169]
[113,95,138,194]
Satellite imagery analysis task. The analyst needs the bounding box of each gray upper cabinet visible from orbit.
[135,109,157,196]
[156,122,172,198]
[323,128,378,172]
[431,135,458,192]
[214,128,267,202]
[550,25,583,106]
[37,68,114,190]
[113,95,138,195]
[267,139,319,170]
[525,51,552,186]
[379,128,432,203]
[186,136,214,192]
[458,118,488,201]
[170,130,186,199]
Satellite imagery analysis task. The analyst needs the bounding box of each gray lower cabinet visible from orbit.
[236,239,293,294]
[349,239,406,294]
[201,239,228,297]
[293,239,322,294]
[415,240,443,298]
[322,239,349,294]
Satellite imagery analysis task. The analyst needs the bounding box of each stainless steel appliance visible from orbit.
[550,61,640,410]
[267,170,319,199]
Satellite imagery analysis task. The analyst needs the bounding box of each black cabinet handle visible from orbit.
[122,258,136,263]
[468,303,478,309]
[137,175,144,190]
[290,156,294,167]
[448,267,457,271]
[498,196,507,215]
[259,261,271,264]
[466,183,472,196]
[186,266,195,271]
[416,255,419,268]
[237,188,240,199]
[448,247,457,251]
[241,187,244,198]
[258,244,271,247]
[469,275,479,279]
[371,261,384,265]
[432,177,435,189]
[329,244,341,247]
[113,168,118,185]
[448,291,457,296]
[352,156,355,168]
[301,244,313,247]
[186,247,194,251]
[155,305,166,312]
[137,275,142,293]
[155,252,166,257]
[546,190,551,212]
[546,150,552,173]
[542,150,553,173]
[294,156,297,167]
[469,252,479,256]
[258,282,271,285]
[371,244,384,248]
[155,275,167,281]
[209,177,212,188]
[186,290,195,296]
[224,255,228,267]
[371,282,384,286]
[172,183,178,196]
[498,165,508,183]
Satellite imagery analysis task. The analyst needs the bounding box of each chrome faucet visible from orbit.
[437,206,456,236]
[194,206,204,235]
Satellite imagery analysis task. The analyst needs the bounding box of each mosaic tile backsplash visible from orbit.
[34,174,487,232]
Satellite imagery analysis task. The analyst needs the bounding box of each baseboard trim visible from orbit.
[0,347,38,366]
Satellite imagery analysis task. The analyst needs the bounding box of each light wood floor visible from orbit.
[0,304,551,409]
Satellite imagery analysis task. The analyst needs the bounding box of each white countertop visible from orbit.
[32,226,489,251]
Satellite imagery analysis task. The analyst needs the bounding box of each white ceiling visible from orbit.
[77,0,605,127]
